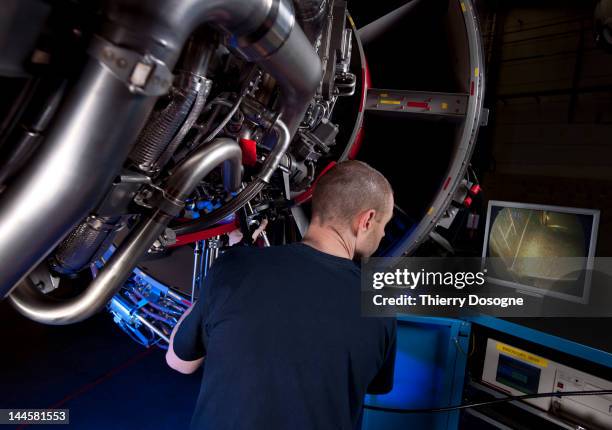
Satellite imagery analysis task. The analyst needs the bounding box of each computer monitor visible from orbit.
[481,200,599,304]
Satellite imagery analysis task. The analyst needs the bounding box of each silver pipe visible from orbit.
[8,138,242,324]
[293,0,328,44]
[171,118,290,236]
[0,0,320,299]
[0,60,159,297]
[9,215,169,324]
[191,240,203,302]
[257,25,322,136]
[204,236,221,270]
[258,119,291,183]
[102,0,321,136]
[166,138,242,197]
[166,288,189,305]
[134,313,170,343]
[261,231,271,247]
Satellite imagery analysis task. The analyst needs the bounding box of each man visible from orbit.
[166,160,397,430]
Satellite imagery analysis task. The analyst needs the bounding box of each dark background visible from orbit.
[0,300,200,429]
[1,0,611,428]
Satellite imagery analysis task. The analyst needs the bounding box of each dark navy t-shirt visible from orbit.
[173,242,397,430]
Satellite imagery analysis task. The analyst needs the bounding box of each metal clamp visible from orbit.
[88,35,174,96]
[148,187,185,218]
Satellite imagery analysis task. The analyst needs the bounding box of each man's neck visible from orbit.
[301,223,354,260]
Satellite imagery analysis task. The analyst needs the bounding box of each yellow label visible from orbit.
[496,342,548,368]
[475,67,480,77]
[427,206,434,215]
[441,102,449,110]
[379,99,401,105]
[461,2,467,12]
[348,15,355,28]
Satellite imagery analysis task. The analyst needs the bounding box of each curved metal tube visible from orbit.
[9,138,242,324]
[166,138,242,199]
[257,118,291,183]
[0,0,321,299]
[101,0,321,135]
[173,118,290,236]
[258,25,323,136]
[0,60,158,297]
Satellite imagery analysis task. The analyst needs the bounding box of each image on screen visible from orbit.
[483,201,599,302]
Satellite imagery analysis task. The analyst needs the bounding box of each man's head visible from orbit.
[309,160,394,259]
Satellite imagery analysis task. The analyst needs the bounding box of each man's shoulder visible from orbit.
[214,244,294,271]
[215,243,360,278]
[219,243,288,259]
[217,243,260,262]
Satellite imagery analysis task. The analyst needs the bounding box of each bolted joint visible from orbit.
[88,35,174,96]
[230,0,295,61]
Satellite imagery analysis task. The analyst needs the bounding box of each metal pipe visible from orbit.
[293,0,328,44]
[8,138,242,324]
[129,34,215,172]
[204,236,221,270]
[257,119,290,183]
[172,118,290,236]
[9,214,169,324]
[102,0,321,134]
[166,138,242,197]
[134,313,171,343]
[0,0,320,299]
[256,24,322,136]
[0,78,67,186]
[191,240,204,302]
[0,60,159,298]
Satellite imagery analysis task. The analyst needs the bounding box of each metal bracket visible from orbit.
[148,187,184,217]
[88,35,174,96]
[480,108,490,126]
[29,265,60,294]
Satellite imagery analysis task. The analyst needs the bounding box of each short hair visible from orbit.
[310,160,393,226]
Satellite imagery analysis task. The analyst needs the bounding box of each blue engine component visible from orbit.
[184,192,239,219]
[97,246,192,348]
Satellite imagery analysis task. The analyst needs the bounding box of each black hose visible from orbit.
[364,389,612,414]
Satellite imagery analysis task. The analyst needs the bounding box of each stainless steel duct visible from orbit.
[0,59,158,297]
[0,0,321,298]
[8,137,242,324]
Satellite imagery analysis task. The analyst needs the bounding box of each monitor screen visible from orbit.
[482,201,599,303]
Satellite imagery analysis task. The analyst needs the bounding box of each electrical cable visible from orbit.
[200,93,245,144]
[363,389,612,414]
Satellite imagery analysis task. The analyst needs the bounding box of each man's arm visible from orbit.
[166,303,205,374]
[166,246,233,374]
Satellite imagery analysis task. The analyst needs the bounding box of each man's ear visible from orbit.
[352,209,376,235]
[358,209,376,231]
